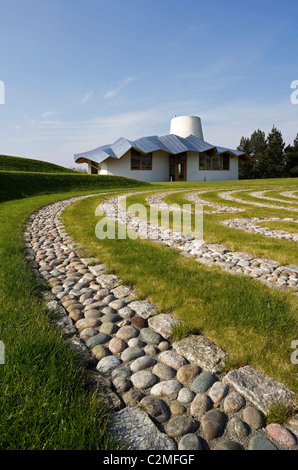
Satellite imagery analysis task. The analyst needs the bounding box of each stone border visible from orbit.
[221,217,298,243]
[99,193,298,293]
[23,195,298,451]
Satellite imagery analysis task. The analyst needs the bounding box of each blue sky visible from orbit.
[0,0,298,168]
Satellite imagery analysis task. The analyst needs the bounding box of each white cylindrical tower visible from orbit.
[170,115,204,140]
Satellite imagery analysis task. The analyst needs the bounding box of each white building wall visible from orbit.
[187,152,239,181]
[98,150,239,182]
[100,149,170,182]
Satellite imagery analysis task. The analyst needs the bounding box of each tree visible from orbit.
[237,129,267,179]
[257,126,285,178]
[285,133,298,177]
[237,136,253,179]
[250,129,267,178]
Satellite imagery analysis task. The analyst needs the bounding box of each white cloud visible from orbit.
[41,109,56,118]
[104,76,138,99]
[80,92,93,104]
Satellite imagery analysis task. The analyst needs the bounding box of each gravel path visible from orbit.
[23,194,298,451]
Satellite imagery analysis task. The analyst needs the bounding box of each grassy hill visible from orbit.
[0,154,151,202]
[0,154,77,173]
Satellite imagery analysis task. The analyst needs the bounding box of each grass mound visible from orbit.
[0,171,150,202]
[0,154,76,173]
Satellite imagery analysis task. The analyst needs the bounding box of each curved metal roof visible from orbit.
[74,134,246,165]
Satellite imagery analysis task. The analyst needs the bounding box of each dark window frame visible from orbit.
[199,152,230,171]
[131,149,152,171]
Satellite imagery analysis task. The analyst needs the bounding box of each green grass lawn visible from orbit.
[0,172,150,449]
[0,165,297,450]
[63,188,298,392]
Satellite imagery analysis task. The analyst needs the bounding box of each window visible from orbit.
[222,153,230,170]
[199,152,230,171]
[199,153,205,170]
[131,149,152,170]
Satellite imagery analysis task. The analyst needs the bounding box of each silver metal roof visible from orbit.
[74,134,246,165]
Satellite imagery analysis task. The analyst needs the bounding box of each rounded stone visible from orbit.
[178,434,203,451]
[118,306,135,318]
[102,294,116,304]
[130,370,157,390]
[248,435,278,450]
[190,372,218,393]
[101,306,117,315]
[176,364,201,384]
[80,327,99,341]
[112,377,132,393]
[116,325,139,341]
[150,380,182,397]
[213,440,244,451]
[96,356,122,374]
[208,382,229,404]
[242,406,265,429]
[108,337,126,354]
[121,346,145,363]
[84,309,102,320]
[143,345,158,356]
[158,341,170,351]
[165,416,198,438]
[170,401,187,415]
[69,310,84,322]
[152,363,176,381]
[76,317,101,330]
[190,393,212,419]
[91,344,109,360]
[101,313,122,323]
[140,396,171,424]
[227,417,250,439]
[122,389,145,406]
[266,423,297,447]
[130,355,156,373]
[99,321,118,335]
[158,350,187,370]
[201,409,228,440]
[177,388,195,404]
[86,332,111,348]
[111,367,132,380]
[140,328,163,345]
[130,315,148,329]
[109,298,126,310]
[223,392,246,413]
[127,337,144,348]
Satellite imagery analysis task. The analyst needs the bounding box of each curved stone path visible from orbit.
[146,191,244,214]
[184,191,245,213]
[218,190,298,212]
[24,195,298,451]
[221,217,298,243]
[100,194,298,293]
[250,191,298,205]
[281,191,298,200]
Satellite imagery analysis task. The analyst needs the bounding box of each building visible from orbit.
[74,115,248,182]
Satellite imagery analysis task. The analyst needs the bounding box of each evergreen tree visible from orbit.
[237,129,267,179]
[237,136,253,179]
[285,133,298,177]
[250,129,267,178]
[258,126,285,178]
